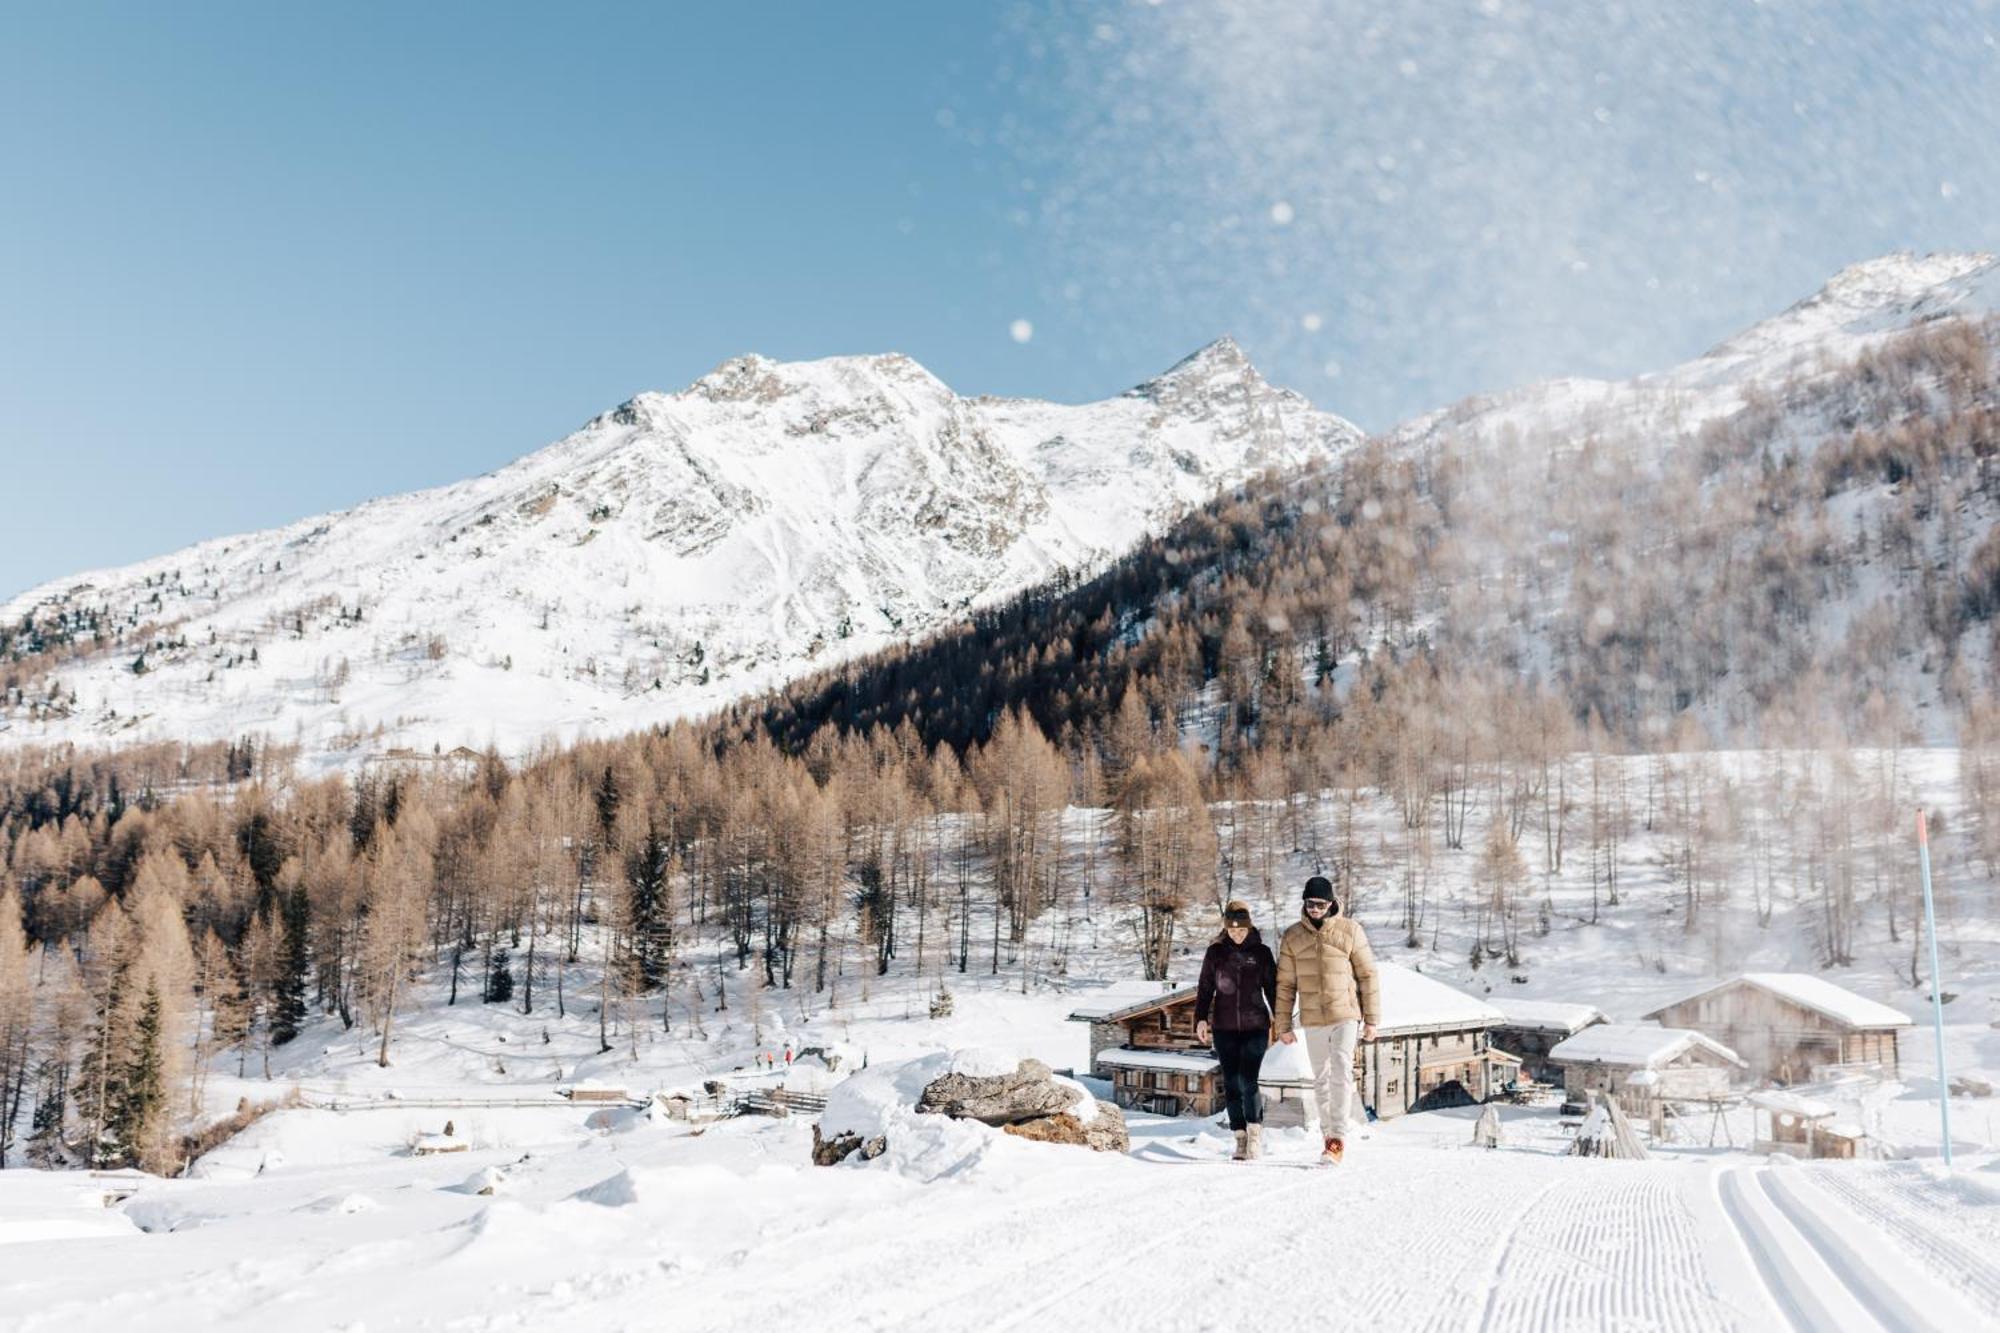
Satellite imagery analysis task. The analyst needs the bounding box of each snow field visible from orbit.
[5,1052,2000,1329]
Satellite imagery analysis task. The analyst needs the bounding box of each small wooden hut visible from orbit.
[1642,973,1910,1083]
[1490,999,1608,1085]
[1747,1089,1868,1159]
[1548,1023,1743,1113]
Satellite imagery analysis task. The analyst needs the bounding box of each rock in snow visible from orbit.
[814,1050,1124,1170]
[916,1057,1076,1125]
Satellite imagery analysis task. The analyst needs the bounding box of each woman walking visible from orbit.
[1194,899,1278,1160]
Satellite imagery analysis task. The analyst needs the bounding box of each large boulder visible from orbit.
[812,1050,1127,1173]
[916,1057,1074,1125]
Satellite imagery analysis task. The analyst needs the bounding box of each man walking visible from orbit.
[1274,875,1380,1165]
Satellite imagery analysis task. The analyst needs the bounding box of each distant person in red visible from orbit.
[1194,899,1278,1161]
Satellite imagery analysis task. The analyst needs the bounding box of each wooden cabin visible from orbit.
[1549,1023,1743,1112]
[1746,1088,1867,1159]
[1069,962,1515,1126]
[1490,999,1608,1085]
[1642,973,1910,1083]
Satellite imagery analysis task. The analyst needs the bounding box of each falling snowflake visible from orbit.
[1009,319,1035,344]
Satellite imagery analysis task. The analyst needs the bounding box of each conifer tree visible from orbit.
[270,888,310,1046]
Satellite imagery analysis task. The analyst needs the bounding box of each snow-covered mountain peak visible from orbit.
[1129,336,1261,404]
[684,350,952,412]
[2,342,1361,764]
[1390,250,2000,458]
[1703,250,1999,364]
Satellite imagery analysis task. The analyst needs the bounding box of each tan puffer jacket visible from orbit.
[1274,913,1380,1034]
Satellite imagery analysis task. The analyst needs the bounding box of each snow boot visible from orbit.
[1319,1136,1345,1166]
[1232,1130,1248,1161]
[1245,1124,1263,1160]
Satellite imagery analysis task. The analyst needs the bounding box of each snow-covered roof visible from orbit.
[1492,998,1608,1035]
[1374,963,1505,1034]
[1647,973,1912,1029]
[1548,1023,1744,1069]
[1066,980,1188,1022]
[1096,1048,1220,1074]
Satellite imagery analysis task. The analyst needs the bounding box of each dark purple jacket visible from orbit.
[1194,929,1278,1033]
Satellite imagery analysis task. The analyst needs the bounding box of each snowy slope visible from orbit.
[1371,250,2000,740]
[6,1104,1996,1331]
[1389,249,2000,453]
[0,339,1359,765]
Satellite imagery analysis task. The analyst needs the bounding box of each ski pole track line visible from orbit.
[1447,1180,1560,1333]
[1798,1163,2000,1318]
[1714,1167,1879,1333]
[1476,1172,1743,1333]
[1757,1168,1989,1332]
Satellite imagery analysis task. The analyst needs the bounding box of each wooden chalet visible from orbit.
[1642,973,1910,1083]
[1068,962,1518,1126]
[1548,1023,1743,1111]
[1490,999,1607,1085]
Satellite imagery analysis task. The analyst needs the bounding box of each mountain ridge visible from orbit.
[1,342,1362,764]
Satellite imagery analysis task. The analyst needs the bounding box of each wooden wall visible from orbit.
[1651,984,1900,1081]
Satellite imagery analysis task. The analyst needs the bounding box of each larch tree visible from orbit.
[358,808,435,1068]
[0,887,34,1165]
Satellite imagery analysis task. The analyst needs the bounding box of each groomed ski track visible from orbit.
[481,1139,1992,1332]
[7,1125,1995,1332]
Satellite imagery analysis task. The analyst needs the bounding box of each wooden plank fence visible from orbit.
[735,1088,829,1117]
[295,1088,824,1117]
[299,1094,647,1113]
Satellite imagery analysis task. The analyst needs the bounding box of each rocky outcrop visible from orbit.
[999,1105,1130,1154]
[812,1053,1128,1167]
[915,1058,1073,1126]
[811,1124,887,1167]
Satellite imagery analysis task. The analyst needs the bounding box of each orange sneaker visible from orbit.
[1320,1136,1345,1165]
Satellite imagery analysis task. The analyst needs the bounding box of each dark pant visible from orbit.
[1212,1028,1269,1130]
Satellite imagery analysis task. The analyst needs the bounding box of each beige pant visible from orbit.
[1301,1020,1364,1139]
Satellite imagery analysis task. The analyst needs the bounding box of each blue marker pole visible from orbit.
[1916,809,1952,1170]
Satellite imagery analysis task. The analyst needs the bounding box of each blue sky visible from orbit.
[6,2,1999,597]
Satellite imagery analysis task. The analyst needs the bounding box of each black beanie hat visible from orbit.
[1303,875,1336,903]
